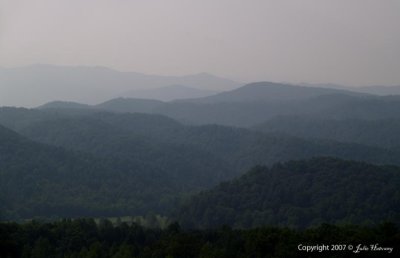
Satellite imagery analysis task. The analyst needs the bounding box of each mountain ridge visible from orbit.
[0,64,239,107]
[181,81,368,103]
[121,85,218,101]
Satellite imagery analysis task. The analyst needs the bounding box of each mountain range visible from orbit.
[2,105,400,220]
[38,81,400,127]
[1,73,400,227]
[3,64,400,109]
[0,64,239,107]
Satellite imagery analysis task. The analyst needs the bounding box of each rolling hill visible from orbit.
[178,158,400,228]
[185,81,365,103]
[38,101,92,110]
[2,107,399,174]
[155,92,400,127]
[95,98,164,113]
[36,81,400,128]
[121,85,218,101]
[3,95,400,221]
[254,116,400,149]
[303,82,400,96]
[0,123,230,220]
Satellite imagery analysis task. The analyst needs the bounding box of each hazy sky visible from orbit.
[1,0,399,85]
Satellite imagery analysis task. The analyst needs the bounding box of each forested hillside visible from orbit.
[254,116,400,149]
[3,108,400,174]
[3,107,400,221]
[0,124,230,220]
[178,158,400,228]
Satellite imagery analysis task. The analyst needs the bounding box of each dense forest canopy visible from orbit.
[178,158,400,228]
[254,116,400,149]
[1,219,398,258]
[1,95,400,221]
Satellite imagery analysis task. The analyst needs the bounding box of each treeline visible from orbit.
[1,219,398,258]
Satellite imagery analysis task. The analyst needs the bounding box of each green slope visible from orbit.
[254,116,400,149]
[0,125,224,220]
[178,158,400,228]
